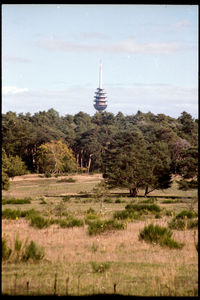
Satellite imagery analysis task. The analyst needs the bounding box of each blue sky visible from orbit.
[2,4,198,118]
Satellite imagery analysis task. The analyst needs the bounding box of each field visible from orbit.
[2,174,198,296]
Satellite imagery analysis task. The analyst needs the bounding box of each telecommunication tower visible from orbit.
[93,60,107,111]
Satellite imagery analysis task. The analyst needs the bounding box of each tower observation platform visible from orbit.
[93,60,107,111]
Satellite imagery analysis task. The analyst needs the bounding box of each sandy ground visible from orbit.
[11,173,103,182]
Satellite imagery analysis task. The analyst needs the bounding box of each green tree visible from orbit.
[175,147,198,190]
[103,130,172,196]
[103,130,151,196]
[36,140,77,174]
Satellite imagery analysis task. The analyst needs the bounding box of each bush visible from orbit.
[86,207,96,214]
[125,203,161,213]
[2,197,31,205]
[113,209,140,221]
[139,223,184,249]
[44,172,52,178]
[56,217,83,228]
[104,198,112,203]
[22,240,45,262]
[162,199,180,204]
[57,177,76,183]
[115,198,121,203]
[141,198,156,204]
[62,195,71,202]
[87,218,126,235]
[85,213,99,224]
[29,214,54,229]
[90,261,111,273]
[2,208,23,219]
[176,210,197,219]
[2,236,12,261]
[168,217,198,230]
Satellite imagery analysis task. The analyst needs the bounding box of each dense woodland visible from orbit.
[2,109,198,195]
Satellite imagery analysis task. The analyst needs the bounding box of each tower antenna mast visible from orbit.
[99,59,102,89]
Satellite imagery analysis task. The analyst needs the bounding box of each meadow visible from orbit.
[2,173,198,296]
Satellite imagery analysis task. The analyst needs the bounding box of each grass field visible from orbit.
[2,174,198,296]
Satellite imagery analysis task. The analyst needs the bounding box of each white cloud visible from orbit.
[174,20,191,29]
[2,84,198,118]
[3,56,31,64]
[37,37,189,55]
[3,86,29,95]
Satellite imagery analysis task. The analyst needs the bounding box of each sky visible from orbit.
[2,4,198,118]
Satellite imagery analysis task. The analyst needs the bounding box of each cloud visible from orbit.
[80,32,110,40]
[3,86,29,95]
[3,56,31,64]
[37,37,190,55]
[174,20,191,29]
[2,84,198,119]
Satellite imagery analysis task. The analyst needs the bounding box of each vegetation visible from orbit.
[2,197,31,205]
[87,218,126,235]
[1,174,198,296]
[1,108,198,296]
[2,109,198,197]
[139,223,184,249]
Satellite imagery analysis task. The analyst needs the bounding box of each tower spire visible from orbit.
[99,59,102,89]
[93,59,107,112]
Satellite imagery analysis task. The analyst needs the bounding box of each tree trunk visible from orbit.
[129,188,138,197]
[144,186,148,197]
[87,154,93,173]
[80,150,83,169]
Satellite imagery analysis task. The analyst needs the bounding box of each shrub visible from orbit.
[87,218,126,235]
[115,198,121,203]
[57,177,76,183]
[2,197,31,205]
[168,218,185,230]
[85,213,99,224]
[29,214,54,229]
[139,223,184,249]
[56,217,83,228]
[62,195,71,202]
[141,198,156,204]
[86,207,96,214]
[44,172,52,178]
[90,261,111,273]
[104,198,112,203]
[168,217,198,230]
[2,208,23,219]
[162,199,180,204]
[22,240,44,261]
[125,203,161,213]
[113,209,140,221]
[176,210,197,219]
[187,219,198,229]
[2,236,12,261]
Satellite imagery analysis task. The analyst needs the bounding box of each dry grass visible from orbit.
[2,174,198,296]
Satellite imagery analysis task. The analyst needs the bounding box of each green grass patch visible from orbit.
[113,209,140,221]
[125,203,161,213]
[87,218,126,235]
[176,210,197,219]
[2,197,32,205]
[139,223,184,249]
[57,177,76,183]
[55,217,83,228]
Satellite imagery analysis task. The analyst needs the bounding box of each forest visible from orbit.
[2,108,198,195]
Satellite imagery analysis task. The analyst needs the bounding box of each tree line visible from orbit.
[2,109,198,195]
